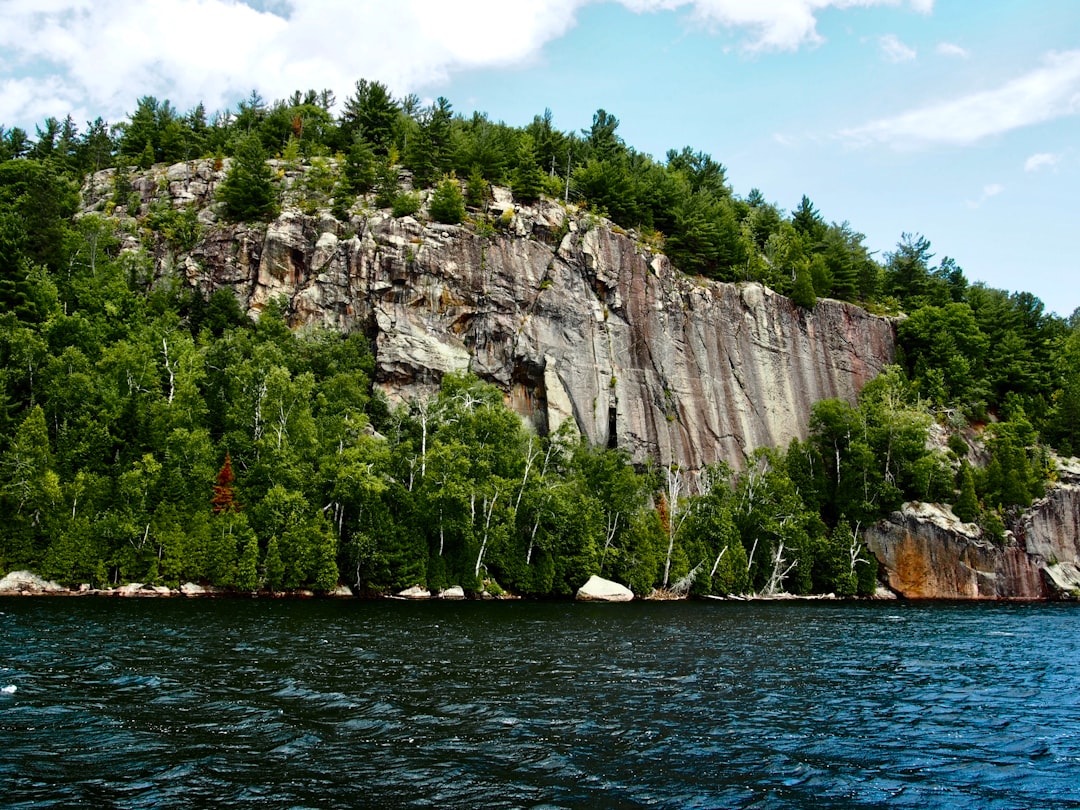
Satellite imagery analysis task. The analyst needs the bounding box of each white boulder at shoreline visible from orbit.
[0,571,65,594]
[576,575,634,602]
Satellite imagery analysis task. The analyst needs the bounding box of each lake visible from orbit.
[1,598,1078,808]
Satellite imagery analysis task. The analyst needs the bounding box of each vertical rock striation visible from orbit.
[83,161,896,469]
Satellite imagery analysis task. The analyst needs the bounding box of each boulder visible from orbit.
[397,585,432,599]
[327,584,353,598]
[0,571,66,594]
[576,575,634,602]
[438,585,466,599]
[180,582,210,596]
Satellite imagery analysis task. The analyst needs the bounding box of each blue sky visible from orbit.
[2,0,1078,315]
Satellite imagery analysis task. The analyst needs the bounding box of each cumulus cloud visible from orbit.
[0,0,935,127]
[966,182,1004,208]
[879,34,916,63]
[623,0,933,52]
[1024,152,1060,172]
[936,41,968,58]
[840,50,1080,148]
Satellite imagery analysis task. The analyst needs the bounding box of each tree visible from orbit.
[217,134,278,222]
[511,136,545,203]
[954,461,979,523]
[211,452,237,513]
[791,264,816,309]
[341,79,400,154]
[428,175,466,225]
[1,405,61,566]
[886,232,933,303]
[585,109,623,162]
[792,195,826,244]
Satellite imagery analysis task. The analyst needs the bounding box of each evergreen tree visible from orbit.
[217,135,278,222]
[954,461,979,523]
[511,136,545,203]
[428,175,466,225]
[791,264,816,309]
[341,79,400,154]
[465,166,489,209]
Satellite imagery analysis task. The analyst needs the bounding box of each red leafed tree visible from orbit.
[211,452,237,513]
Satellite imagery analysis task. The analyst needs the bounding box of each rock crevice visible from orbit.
[84,161,897,469]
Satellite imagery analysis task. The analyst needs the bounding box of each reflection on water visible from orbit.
[1,598,1079,808]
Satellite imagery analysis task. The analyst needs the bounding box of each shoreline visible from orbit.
[0,571,1059,603]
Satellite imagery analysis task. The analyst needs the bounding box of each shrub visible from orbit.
[428,175,465,225]
[391,192,421,218]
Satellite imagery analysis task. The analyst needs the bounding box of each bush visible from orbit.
[391,192,421,218]
[428,176,465,225]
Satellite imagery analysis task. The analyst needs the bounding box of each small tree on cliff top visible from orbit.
[218,134,278,223]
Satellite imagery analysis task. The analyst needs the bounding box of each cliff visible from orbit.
[82,159,896,470]
[865,460,1080,600]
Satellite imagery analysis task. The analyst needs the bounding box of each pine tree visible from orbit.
[511,137,545,203]
[217,135,278,222]
[235,531,260,591]
[791,264,816,309]
[465,166,489,209]
[428,175,466,225]
[264,534,285,591]
[953,461,979,523]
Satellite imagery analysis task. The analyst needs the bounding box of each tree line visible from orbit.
[0,79,1076,595]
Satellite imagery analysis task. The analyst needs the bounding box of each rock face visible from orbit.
[866,467,1080,599]
[576,575,634,602]
[85,161,896,470]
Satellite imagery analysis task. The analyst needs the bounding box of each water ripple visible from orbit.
[1,599,1080,808]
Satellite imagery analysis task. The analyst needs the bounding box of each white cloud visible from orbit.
[0,0,936,128]
[840,50,1080,148]
[1024,152,1060,172]
[624,0,933,52]
[936,41,968,58]
[966,182,1004,209]
[879,34,916,63]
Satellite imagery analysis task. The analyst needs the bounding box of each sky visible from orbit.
[1,0,1078,316]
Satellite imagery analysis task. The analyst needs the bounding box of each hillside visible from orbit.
[1,83,1078,599]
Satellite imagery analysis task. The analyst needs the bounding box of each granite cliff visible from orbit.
[82,159,896,470]
[866,460,1080,600]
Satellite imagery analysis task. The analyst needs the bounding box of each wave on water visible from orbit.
[1,599,1079,809]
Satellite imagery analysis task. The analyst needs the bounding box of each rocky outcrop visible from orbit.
[576,575,634,602]
[0,570,66,594]
[866,463,1080,599]
[82,160,896,469]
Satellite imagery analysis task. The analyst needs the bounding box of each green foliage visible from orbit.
[511,136,546,203]
[791,265,816,309]
[428,175,466,224]
[217,135,278,222]
[465,166,489,209]
[391,191,422,218]
[144,201,202,251]
[340,79,400,155]
[954,461,979,523]
[1,76,1074,598]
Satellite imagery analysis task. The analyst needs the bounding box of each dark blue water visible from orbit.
[1,599,1078,809]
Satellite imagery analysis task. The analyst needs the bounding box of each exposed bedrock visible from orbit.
[866,463,1080,600]
[84,161,896,470]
